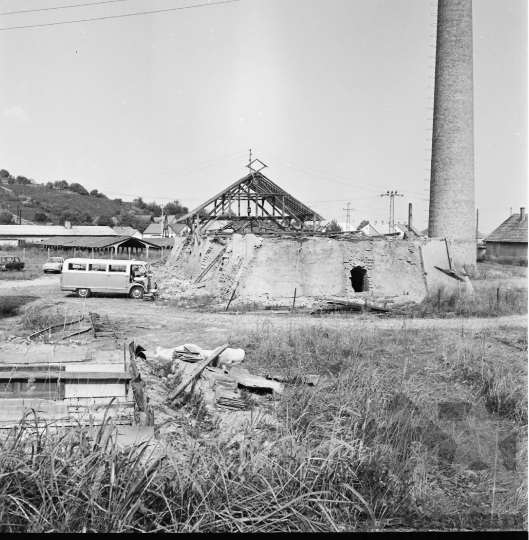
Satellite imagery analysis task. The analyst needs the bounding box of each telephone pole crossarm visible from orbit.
[379,191,403,233]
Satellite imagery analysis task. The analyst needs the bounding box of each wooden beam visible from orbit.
[168,344,229,401]
[0,372,133,381]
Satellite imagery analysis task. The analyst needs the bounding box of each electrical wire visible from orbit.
[0,0,241,31]
[261,152,426,197]
[1,0,138,16]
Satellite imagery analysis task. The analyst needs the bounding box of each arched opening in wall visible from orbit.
[350,266,368,292]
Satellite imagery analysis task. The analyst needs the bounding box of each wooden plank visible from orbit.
[0,371,133,380]
[194,246,227,283]
[228,368,284,394]
[27,315,85,341]
[61,327,92,340]
[168,344,229,400]
[64,381,127,399]
[65,364,127,373]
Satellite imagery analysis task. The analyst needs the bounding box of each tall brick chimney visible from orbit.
[429,0,476,265]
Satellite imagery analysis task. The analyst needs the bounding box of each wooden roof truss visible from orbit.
[177,170,324,233]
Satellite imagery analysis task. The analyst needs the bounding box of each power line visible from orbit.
[0,0,241,31]
[261,152,426,197]
[379,190,403,233]
[1,0,137,16]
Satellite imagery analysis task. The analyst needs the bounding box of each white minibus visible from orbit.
[60,258,158,299]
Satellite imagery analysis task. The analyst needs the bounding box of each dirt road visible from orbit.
[0,279,526,355]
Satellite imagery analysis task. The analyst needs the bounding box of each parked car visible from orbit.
[0,255,25,271]
[43,257,65,274]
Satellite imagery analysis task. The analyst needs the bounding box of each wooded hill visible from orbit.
[0,175,188,232]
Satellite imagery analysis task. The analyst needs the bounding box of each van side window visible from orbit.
[68,263,86,271]
[89,263,107,272]
[109,264,127,273]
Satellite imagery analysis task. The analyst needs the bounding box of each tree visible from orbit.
[45,182,54,189]
[0,169,9,178]
[132,197,148,210]
[59,210,93,225]
[90,189,99,197]
[118,213,149,233]
[113,198,123,204]
[145,201,162,217]
[0,212,14,225]
[54,180,69,190]
[68,182,89,196]
[163,199,189,217]
[7,176,15,185]
[34,212,48,223]
[327,219,342,233]
[96,215,114,227]
[16,176,30,185]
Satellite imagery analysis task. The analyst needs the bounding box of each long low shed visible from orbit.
[39,235,174,256]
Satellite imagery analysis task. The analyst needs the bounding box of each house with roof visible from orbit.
[485,208,527,264]
[112,226,142,238]
[394,223,423,239]
[142,221,187,239]
[356,220,380,236]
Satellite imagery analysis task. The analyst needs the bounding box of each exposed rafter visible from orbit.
[176,169,324,232]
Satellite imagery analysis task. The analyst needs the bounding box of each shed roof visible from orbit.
[486,213,528,243]
[0,225,117,237]
[39,236,170,249]
[113,226,139,236]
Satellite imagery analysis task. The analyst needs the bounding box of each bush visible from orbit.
[68,183,89,196]
[96,215,115,227]
[16,176,31,185]
[34,212,48,223]
[0,211,14,225]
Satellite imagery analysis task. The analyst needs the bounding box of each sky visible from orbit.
[0,0,526,234]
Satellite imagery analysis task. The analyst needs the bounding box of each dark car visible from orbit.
[0,256,25,271]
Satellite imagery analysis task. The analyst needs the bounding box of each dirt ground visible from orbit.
[1,273,527,350]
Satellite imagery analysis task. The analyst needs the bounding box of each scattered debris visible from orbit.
[310,299,405,315]
[89,312,117,339]
[267,373,322,386]
[27,314,85,341]
[168,344,229,401]
[228,367,284,395]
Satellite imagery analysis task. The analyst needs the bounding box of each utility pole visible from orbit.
[379,191,403,233]
[476,208,479,249]
[342,202,355,232]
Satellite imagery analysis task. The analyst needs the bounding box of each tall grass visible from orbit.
[414,283,527,318]
[0,321,525,531]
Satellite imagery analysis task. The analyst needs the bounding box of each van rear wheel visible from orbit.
[129,286,144,300]
[76,288,91,298]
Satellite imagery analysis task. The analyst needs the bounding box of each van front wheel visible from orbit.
[129,286,144,300]
[76,288,91,298]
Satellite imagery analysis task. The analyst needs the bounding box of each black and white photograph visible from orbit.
[0,0,526,533]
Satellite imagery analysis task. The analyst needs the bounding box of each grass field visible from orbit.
[0,318,525,532]
[0,261,526,532]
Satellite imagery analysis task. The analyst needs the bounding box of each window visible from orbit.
[68,262,86,271]
[89,263,107,272]
[109,264,127,273]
